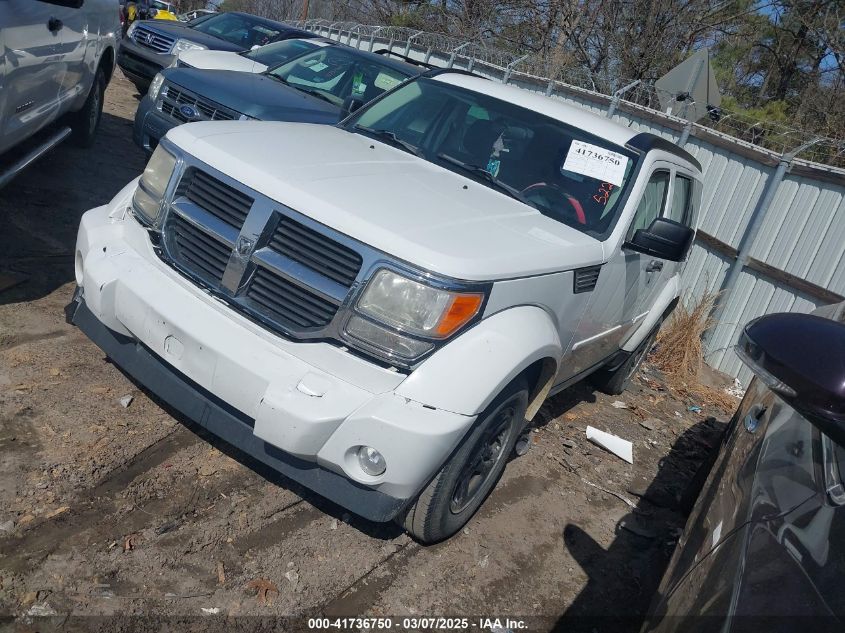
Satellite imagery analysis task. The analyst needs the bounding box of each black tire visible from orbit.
[68,67,106,148]
[591,320,661,396]
[400,378,529,543]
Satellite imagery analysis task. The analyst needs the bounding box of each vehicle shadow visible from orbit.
[555,415,728,632]
[0,112,146,306]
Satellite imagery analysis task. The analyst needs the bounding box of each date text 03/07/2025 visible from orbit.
[306,617,529,630]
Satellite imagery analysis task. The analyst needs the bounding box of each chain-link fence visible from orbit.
[291,19,845,169]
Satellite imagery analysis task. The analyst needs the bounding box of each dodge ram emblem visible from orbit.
[179,104,200,120]
[236,236,254,257]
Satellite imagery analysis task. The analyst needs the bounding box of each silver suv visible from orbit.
[0,0,118,187]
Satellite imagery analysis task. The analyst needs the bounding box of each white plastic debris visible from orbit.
[284,569,300,591]
[201,607,221,615]
[119,394,134,408]
[586,426,633,464]
[725,378,745,399]
[26,603,57,617]
[611,401,629,409]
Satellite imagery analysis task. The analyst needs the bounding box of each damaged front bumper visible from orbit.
[68,184,476,522]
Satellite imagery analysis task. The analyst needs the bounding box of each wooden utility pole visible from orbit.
[300,0,310,21]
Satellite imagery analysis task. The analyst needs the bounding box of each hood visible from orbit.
[136,20,245,51]
[163,69,340,123]
[178,49,266,73]
[167,122,605,281]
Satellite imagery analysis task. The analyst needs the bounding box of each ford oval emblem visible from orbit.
[179,104,200,120]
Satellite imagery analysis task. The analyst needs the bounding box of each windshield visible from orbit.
[191,13,282,48]
[267,47,412,108]
[347,78,638,237]
[244,39,320,67]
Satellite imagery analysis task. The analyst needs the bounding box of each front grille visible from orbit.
[245,267,339,330]
[160,166,369,340]
[169,215,231,285]
[269,218,362,287]
[131,25,176,53]
[177,168,253,230]
[159,83,237,123]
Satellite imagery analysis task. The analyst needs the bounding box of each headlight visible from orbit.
[171,39,206,54]
[148,72,165,100]
[126,21,139,37]
[356,269,484,338]
[343,269,485,365]
[132,145,177,225]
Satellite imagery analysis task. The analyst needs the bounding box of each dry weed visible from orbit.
[649,290,737,414]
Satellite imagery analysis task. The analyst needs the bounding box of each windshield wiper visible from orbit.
[436,153,536,208]
[291,85,336,105]
[264,72,289,85]
[353,126,424,157]
[263,75,336,104]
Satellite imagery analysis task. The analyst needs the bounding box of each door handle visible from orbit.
[646,260,664,273]
[48,17,64,32]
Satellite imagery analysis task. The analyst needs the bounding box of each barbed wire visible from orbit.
[293,19,845,168]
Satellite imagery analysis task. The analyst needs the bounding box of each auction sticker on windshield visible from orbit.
[562,140,628,186]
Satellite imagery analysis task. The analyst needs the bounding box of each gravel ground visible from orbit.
[0,70,734,632]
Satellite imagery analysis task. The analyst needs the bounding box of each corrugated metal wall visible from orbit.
[316,25,845,384]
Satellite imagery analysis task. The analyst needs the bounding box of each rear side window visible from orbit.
[668,174,693,225]
[628,171,669,237]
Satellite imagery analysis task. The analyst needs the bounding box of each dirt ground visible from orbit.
[0,71,735,632]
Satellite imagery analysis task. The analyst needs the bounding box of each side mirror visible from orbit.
[737,312,845,443]
[624,217,694,262]
[340,97,365,120]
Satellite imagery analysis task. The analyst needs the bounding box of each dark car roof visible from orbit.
[221,12,315,39]
[135,13,320,52]
[266,44,423,76]
[159,46,424,123]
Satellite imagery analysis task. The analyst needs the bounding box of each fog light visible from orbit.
[357,446,386,476]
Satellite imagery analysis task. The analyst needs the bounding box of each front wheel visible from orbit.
[68,67,105,148]
[399,378,529,543]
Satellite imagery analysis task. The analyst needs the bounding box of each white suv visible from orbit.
[69,70,701,542]
[0,0,118,186]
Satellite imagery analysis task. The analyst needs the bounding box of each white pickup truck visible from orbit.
[0,0,118,188]
[68,70,701,542]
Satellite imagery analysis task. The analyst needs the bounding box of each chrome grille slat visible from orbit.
[253,248,348,304]
[170,216,231,284]
[246,268,338,329]
[269,218,362,287]
[180,169,252,230]
[132,25,175,53]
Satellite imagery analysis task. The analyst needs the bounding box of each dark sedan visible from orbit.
[118,12,316,91]
[133,46,423,153]
[643,301,845,633]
